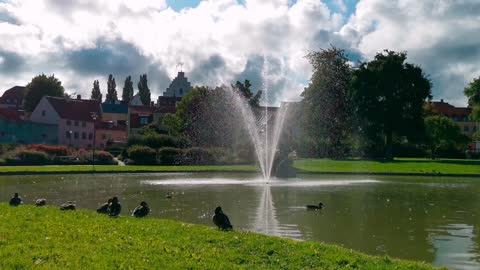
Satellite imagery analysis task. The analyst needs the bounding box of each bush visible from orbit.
[93,150,117,165]
[158,147,183,165]
[5,149,50,165]
[183,147,214,165]
[127,134,191,149]
[27,144,72,156]
[127,145,157,165]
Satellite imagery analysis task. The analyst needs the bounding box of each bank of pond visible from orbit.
[0,204,441,269]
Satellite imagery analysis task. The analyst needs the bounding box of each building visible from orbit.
[430,100,478,136]
[130,93,144,106]
[101,102,128,125]
[0,86,26,110]
[163,72,193,97]
[96,121,128,147]
[30,95,102,148]
[127,105,157,135]
[0,108,57,144]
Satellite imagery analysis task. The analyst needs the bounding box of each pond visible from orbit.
[1,172,480,270]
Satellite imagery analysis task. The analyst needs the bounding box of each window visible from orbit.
[453,116,458,122]
[88,133,93,140]
[6,98,10,103]
[74,121,79,126]
[474,126,478,132]
[140,117,149,125]
[0,131,4,137]
[66,120,71,126]
[74,132,79,139]
[464,126,470,132]
[66,131,71,138]
[102,134,107,140]
[82,121,86,127]
[463,116,468,122]
[82,132,86,139]
[179,88,183,95]
[42,110,46,116]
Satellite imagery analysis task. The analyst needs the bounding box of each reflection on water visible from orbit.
[1,173,480,270]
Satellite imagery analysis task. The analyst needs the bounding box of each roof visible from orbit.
[102,102,128,114]
[155,106,176,114]
[46,96,101,122]
[96,121,127,131]
[430,100,472,117]
[0,86,26,104]
[128,105,157,113]
[0,108,22,121]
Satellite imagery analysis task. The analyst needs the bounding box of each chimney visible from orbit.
[150,101,154,107]
[77,94,81,100]
[440,99,444,103]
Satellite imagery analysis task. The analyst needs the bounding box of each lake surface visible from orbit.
[1,172,480,269]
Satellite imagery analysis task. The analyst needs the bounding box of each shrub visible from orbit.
[5,149,50,165]
[127,145,157,165]
[127,134,191,149]
[158,147,183,165]
[94,150,117,165]
[27,144,72,156]
[183,147,214,165]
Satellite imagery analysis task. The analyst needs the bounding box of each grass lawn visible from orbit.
[0,164,259,174]
[0,204,441,269]
[295,158,480,175]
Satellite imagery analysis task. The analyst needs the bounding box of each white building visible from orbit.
[163,72,192,97]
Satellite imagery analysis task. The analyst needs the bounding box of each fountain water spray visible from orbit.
[226,56,290,180]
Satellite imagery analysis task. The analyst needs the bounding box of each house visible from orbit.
[30,95,102,148]
[0,86,26,110]
[101,102,128,125]
[127,105,157,135]
[429,100,478,136]
[96,121,128,147]
[0,108,57,144]
[163,72,192,97]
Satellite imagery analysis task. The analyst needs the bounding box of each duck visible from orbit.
[306,203,324,210]
[35,198,47,206]
[97,198,112,214]
[165,192,173,199]
[213,206,233,231]
[9,193,23,206]
[60,202,76,211]
[132,201,150,218]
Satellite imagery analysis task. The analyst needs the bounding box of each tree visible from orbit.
[301,47,352,159]
[464,76,480,120]
[350,50,432,159]
[425,116,469,159]
[105,74,118,103]
[24,74,65,112]
[122,76,134,104]
[90,80,102,101]
[138,74,151,106]
[232,80,262,107]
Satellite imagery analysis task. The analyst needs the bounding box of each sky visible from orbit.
[0,0,479,106]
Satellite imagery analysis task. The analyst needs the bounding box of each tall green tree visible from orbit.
[350,50,432,159]
[232,80,262,107]
[301,47,352,159]
[24,74,65,112]
[90,80,102,101]
[464,76,480,120]
[105,74,118,103]
[138,74,151,106]
[425,115,469,159]
[122,76,134,104]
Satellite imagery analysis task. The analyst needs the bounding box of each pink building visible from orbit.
[96,121,127,148]
[30,96,102,148]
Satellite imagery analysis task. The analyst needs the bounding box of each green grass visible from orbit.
[0,165,258,174]
[0,204,441,269]
[295,158,480,175]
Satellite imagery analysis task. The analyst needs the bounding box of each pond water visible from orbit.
[1,172,480,270]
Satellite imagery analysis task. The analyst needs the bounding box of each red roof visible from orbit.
[128,105,157,113]
[0,108,22,121]
[0,86,26,105]
[430,101,472,118]
[96,121,127,131]
[155,106,176,114]
[46,96,101,122]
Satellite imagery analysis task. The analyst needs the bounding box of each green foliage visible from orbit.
[158,147,183,165]
[138,74,151,106]
[233,80,262,107]
[424,116,470,159]
[24,74,65,112]
[162,113,183,136]
[127,145,157,165]
[183,147,214,165]
[127,134,189,149]
[350,50,432,159]
[0,204,440,270]
[5,149,50,165]
[464,76,480,120]
[122,75,134,103]
[90,80,102,101]
[105,74,118,103]
[301,47,353,159]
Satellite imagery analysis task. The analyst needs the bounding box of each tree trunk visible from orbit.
[385,131,393,160]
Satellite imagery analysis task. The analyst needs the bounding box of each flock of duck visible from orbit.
[8,192,324,231]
